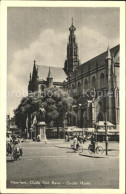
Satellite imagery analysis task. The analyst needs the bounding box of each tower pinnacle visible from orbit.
[47,67,53,88]
[106,45,112,59]
[47,67,53,79]
[34,60,36,65]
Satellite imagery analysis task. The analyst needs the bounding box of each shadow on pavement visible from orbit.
[79,153,105,158]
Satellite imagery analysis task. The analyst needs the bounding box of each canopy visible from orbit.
[95,121,115,127]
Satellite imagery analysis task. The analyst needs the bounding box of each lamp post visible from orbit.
[104,112,108,155]
[82,112,84,136]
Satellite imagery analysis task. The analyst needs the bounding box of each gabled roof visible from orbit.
[36,65,67,82]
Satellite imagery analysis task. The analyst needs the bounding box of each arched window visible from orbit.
[78,82,81,95]
[100,73,104,88]
[92,76,96,88]
[97,112,104,121]
[84,79,88,90]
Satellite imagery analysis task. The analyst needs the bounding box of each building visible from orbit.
[6,115,17,133]
[28,62,67,92]
[28,20,120,129]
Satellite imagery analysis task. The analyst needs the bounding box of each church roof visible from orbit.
[36,65,67,82]
[73,44,119,78]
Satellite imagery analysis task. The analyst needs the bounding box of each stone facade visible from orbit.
[28,20,120,129]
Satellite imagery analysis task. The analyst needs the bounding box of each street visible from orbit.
[7,139,119,189]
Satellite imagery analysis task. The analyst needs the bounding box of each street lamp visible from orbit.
[104,112,108,155]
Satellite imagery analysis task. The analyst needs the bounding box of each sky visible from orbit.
[7,7,120,117]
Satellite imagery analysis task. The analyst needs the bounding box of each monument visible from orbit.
[37,106,47,142]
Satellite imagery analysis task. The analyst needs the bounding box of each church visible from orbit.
[28,20,120,129]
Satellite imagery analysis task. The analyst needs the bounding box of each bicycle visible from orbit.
[88,143,104,154]
[71,143,83,153]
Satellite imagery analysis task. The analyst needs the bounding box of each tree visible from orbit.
[14,87,75,137]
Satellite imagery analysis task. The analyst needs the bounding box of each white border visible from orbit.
[0,1,125,194]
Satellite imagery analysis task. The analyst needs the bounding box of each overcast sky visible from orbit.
[7,7,119,116]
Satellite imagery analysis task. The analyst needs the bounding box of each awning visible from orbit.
[95,121,115,127]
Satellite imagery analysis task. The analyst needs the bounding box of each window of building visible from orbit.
[78,82,81,95]
[100,73,104,88]
[84,79,88,90]
[97,112,104,121]
[92,76,96,88]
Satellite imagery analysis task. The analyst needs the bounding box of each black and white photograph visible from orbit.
[0,1,125,193]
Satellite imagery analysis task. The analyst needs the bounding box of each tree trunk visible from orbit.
[57,126,59,138]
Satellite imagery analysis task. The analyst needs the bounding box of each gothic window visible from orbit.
[100,73,104,88]
[84,79,88,90]
[97,112,104,121]
[92,76,96,88]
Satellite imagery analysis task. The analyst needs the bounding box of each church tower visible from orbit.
[28,60,39,93]
[64,18,80,75]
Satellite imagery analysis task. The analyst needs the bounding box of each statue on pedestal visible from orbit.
[39,106,46,122]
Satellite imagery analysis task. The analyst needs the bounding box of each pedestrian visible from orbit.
[77,135,82,143]
[73,135,78,152]
[83,134,86,144]
[6,133,12,154]
[37,135,40,142]
[65,131,68,142]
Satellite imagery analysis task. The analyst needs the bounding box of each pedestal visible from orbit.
[37,122,47,142]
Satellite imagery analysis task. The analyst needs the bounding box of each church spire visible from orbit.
[31,60,38,92]
[72,17,73,25]
[47,67,53,88]
[69,18,76,35]
[47,67,53,79]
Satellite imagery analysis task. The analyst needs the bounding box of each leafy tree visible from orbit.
[14,87,75,137]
